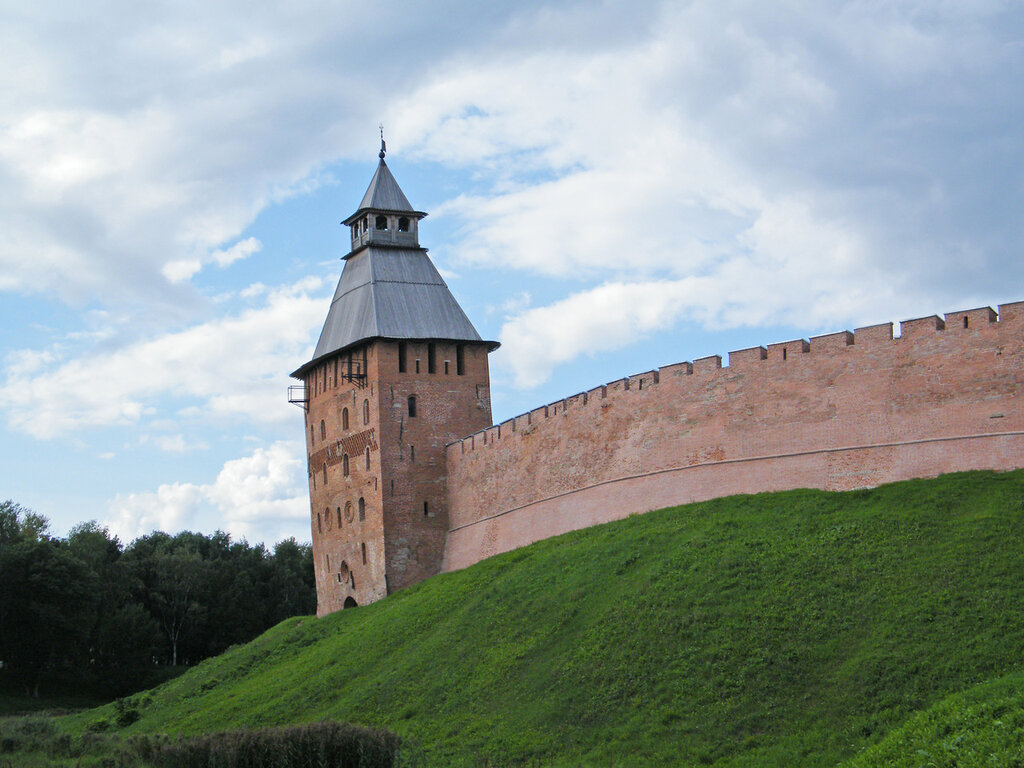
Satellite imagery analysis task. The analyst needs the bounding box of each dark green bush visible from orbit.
[146,720,399,768]
[114,698,140,727]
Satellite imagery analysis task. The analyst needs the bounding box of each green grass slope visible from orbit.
[844,669,1024,768]
[62,470,1024,766]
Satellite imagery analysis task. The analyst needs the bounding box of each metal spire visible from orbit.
[379,124,386,160]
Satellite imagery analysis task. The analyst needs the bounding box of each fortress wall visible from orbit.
[441,302,1024,572]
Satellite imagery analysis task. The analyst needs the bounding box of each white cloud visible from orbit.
[0,1,609,308]
[162,259,203,284]
[3,0,1020,324]
[495,194,901,388]
[240,283,268,299]
[106,441,309,543]
[140,433,208,453]
[211,237,261,267]
[4,348,58,377]
[400,0,1024,340]
[499,281,695,388]
[162,238,261,283]
[0,278,327,438]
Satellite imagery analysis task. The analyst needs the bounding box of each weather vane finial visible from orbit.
[379,124,386,160]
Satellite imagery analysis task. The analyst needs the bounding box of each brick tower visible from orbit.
[291,144,497,615]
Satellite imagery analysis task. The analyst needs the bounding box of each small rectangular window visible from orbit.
[444,360,450,375]
[457,345,465,376]
[428,343,436,374]
[415,359,421,374]
[361,542,367,565]
[398,342,406,373]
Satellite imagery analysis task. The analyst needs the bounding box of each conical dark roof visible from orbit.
[343,159,421,226]
[292,159,497,378]
[359,159,413,211]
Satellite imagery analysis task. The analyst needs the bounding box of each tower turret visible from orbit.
[292,147,498,615]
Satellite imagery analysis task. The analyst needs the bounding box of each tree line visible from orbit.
[0,499,316,698]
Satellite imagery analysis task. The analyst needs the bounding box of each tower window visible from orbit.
[398,342,407,373]
[423,501,429,517]
[363,399,370,424]
[410,445,415,462]
[320,420,326,440]
[343,454,349,477]
[361,542,367,564]
[336,507,342,528]
[964,316,969,328]
[324,507,332,530]
[457,345,465,376]
[317,512,322,534]
[358,497,365,521]
[398,217,409,232]
[365,446,371,469]
[375,214,388,230]
[428,343,436,374]
[344,501,353,522]
[408,395,417,418]
[342,407,349,430]
[323,463,327,484]
[415,359,420,374]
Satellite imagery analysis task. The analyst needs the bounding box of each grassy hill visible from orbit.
[8,469,1024,766]
[845,668,1024,768]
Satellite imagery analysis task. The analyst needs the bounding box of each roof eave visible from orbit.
[290,336,500,380]
[341,208,428,226]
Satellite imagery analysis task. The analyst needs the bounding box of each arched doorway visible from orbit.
[343,596,358,609]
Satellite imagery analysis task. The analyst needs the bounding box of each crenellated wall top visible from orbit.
[446,301,1024,456]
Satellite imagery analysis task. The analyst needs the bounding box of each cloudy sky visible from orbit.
[2,0,1022,546]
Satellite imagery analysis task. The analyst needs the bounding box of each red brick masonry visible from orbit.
[443,303,1024,572]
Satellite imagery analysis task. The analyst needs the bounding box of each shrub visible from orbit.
[114,698,140,727]
[145,720,399,768]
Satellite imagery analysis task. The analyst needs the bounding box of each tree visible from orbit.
[0,537,98,696]
[0,500,25,544]
[269,538,317,622]
[67,521,162,694]
[1,507,316,698]
[0,500,49,544]
[150,549,209,666]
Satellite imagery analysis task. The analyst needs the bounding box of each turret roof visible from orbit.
[292,158,497,378]
[342,159,424,226]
